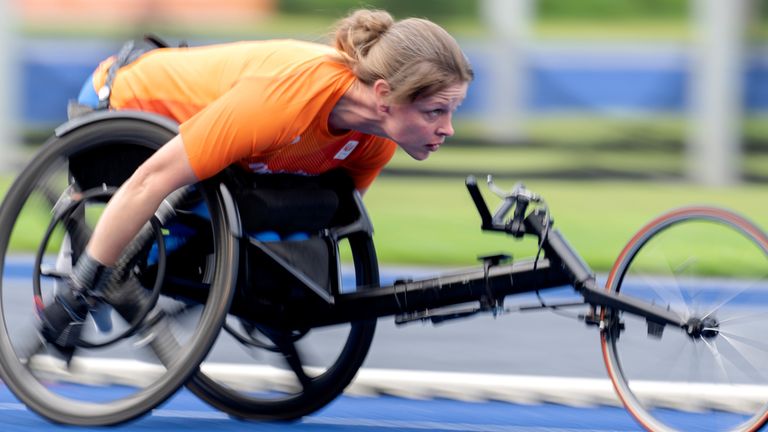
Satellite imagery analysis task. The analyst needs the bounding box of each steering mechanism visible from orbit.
[487,176,542,204]
[466,175,549,238]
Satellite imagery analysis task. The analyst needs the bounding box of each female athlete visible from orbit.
[39,8,473,349]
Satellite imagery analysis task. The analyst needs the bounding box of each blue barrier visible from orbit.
[17,39,768,128]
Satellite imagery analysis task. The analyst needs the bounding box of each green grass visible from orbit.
[386,146,683,178]
[363,176,768,272]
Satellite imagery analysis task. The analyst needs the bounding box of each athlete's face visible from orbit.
[383,82,468,161]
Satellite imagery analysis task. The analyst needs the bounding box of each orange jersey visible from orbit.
[91,40,397,190]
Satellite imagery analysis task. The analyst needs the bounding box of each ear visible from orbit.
[372,79,391,113]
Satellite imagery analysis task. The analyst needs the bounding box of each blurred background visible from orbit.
[0,0,766,270]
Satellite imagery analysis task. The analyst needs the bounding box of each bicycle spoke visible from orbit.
[714,335,768,383]
[688,340,701,385]
[633,273,690,320]
[662,251,697,315]
[657,336,690,383]
[701,281,765,321]
[628,239,695,316]
[701,337,733,385]
[717,309,768,326]
[717,330,768,356]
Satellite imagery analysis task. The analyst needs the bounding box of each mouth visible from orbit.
[426,143,441,152]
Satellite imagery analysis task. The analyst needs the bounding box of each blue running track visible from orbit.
[0,382,644,432]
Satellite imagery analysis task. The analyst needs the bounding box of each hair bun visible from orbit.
[334,9,394,61]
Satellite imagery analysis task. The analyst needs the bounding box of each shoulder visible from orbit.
[285,56,354,90]
[229,56,354,132]
[237,55,353,100]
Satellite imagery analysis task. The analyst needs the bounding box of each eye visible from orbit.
[425,109,445,120]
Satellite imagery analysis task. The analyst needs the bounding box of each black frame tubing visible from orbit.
[524,210,688,329]
[230,210,690,332]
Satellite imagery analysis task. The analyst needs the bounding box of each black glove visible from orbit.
[38,252,113,349]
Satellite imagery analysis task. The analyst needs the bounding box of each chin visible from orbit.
[400,145,430,161]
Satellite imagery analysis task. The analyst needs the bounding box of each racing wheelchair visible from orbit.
[0,111,766,432]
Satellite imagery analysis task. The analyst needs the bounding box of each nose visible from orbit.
[437,114,455,138]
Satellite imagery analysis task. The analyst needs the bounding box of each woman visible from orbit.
[40,9,473,349]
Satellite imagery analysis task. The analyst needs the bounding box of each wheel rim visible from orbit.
[602,207,768,432]
[0,118,236,425]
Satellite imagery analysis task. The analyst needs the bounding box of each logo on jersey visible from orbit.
[334,140,359,160]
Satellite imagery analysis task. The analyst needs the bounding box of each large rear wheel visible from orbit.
[187,232,378,420]
[0,115,237,426]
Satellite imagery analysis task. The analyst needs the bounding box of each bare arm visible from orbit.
[86,134,198,266]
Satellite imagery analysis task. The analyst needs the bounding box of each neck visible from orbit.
[329,81,385,137]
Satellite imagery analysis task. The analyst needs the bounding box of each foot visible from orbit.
[54,234,113,334]
[37,287,89,349]
[38,252,113,349]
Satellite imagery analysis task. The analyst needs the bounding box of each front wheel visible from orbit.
[602,207,768,432]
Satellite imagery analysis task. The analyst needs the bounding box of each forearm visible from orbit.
[84,134,199,267]
[85,178,168,266]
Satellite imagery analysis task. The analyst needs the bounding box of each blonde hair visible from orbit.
[332,9,473,103]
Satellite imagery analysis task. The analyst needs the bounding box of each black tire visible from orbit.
[601,207,768,432]
[186,231,378,421]
[0,114,237,426]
